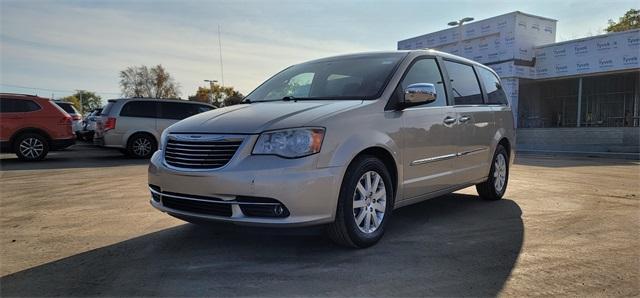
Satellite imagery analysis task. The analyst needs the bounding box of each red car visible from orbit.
[0,93,75,161]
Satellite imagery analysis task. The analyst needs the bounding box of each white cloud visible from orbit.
[0,2,369,98]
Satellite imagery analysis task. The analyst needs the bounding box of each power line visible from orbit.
[0,83,121,95]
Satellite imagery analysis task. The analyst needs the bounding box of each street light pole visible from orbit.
[448,17,474,45]
[204,79,218,106]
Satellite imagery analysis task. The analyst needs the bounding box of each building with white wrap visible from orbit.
[398,11,639,154]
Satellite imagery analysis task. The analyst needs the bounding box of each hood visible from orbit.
[168,100,363,134]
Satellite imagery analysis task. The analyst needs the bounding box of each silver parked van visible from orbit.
[148,50,515,247]
[95,98,214,158]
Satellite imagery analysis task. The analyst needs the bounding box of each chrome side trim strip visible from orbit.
[148,187,281,206]
[457,147,488,156]
[410,153,457,166]
[409,148,488,166]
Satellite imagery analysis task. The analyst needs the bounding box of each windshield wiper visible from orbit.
[281,96,360,101]
[247,96,361,103]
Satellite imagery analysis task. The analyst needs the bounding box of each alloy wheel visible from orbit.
[133,137,152,157]
[493,153,507,192]
[353,171,386,234]
[19,137,44,159]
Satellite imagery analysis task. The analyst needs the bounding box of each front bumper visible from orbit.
[148,149,344,227]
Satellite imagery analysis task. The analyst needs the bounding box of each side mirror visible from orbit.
[402,83,437,108]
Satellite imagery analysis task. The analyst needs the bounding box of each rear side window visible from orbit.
[159,102,212,120]
[22,100,41,112]
[444,60,483,105]
[477,67,508,105]
[102,102,115,116]
[0,98,41,113]
[56,102,79,114]
[120,101,158,118]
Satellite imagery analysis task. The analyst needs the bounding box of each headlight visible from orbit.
[160,129,169,150]
[252,127,325,158]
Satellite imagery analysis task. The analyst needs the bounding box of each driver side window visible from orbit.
[400,58,447,107]
[266,72,314,99]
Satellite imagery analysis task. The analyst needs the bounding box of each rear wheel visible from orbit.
[126,133,157,159]
[14,133,49,161]
[327,156,394,248]
[476,144,509,200]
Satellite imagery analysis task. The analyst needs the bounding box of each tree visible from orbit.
[119,65,180,98]
[605,9,640,32]
[61,90,102,113]
[188,85,244,107]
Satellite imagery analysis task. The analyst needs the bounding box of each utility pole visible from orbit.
[204,80,218,106]
[218,24,225,87]
[75,89,85,114]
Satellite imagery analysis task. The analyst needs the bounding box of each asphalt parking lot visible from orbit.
[0,145,638,297]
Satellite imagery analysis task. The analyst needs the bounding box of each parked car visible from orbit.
[147,50,515,248]
[0,93,75,160]
[94,98,215,158]
[78,108,102,141]
[53,100,83,137]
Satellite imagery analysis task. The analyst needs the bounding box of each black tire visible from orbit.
[13,133,49,161]
[327,155,395,248]
[126,133,157,159]
[476,144,509,200]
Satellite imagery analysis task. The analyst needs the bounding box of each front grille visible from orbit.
[164,136,242,169]
[152,188,290,218]
[162,194,232,217]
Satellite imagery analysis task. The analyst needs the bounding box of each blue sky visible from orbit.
[0,0,636,101]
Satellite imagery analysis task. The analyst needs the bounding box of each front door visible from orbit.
[400,57,461,199]
[452,106,495,183]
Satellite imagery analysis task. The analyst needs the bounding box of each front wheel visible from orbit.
[476,144,509,200]
[327,156,394,248]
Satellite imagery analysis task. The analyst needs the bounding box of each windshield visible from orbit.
[246,52,407,102]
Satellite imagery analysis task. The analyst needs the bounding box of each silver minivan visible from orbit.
[95,98,214,158]
[148,50,515,247]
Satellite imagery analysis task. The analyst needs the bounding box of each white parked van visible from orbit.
[95,98,214,158]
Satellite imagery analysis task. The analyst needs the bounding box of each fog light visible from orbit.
[237,196,290,218]
[149,185,161,202]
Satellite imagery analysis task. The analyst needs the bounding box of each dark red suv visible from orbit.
[0,93,75,160]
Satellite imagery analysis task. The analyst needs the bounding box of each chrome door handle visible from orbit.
[459,116,471,123]
[443,116,457,125]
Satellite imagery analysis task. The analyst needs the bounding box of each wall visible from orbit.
[397,11,557,65]
[535,29,640,79]
[517,127,640,153]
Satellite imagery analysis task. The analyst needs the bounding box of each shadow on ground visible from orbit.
[0,194,523,297]
[0,145,147,171]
